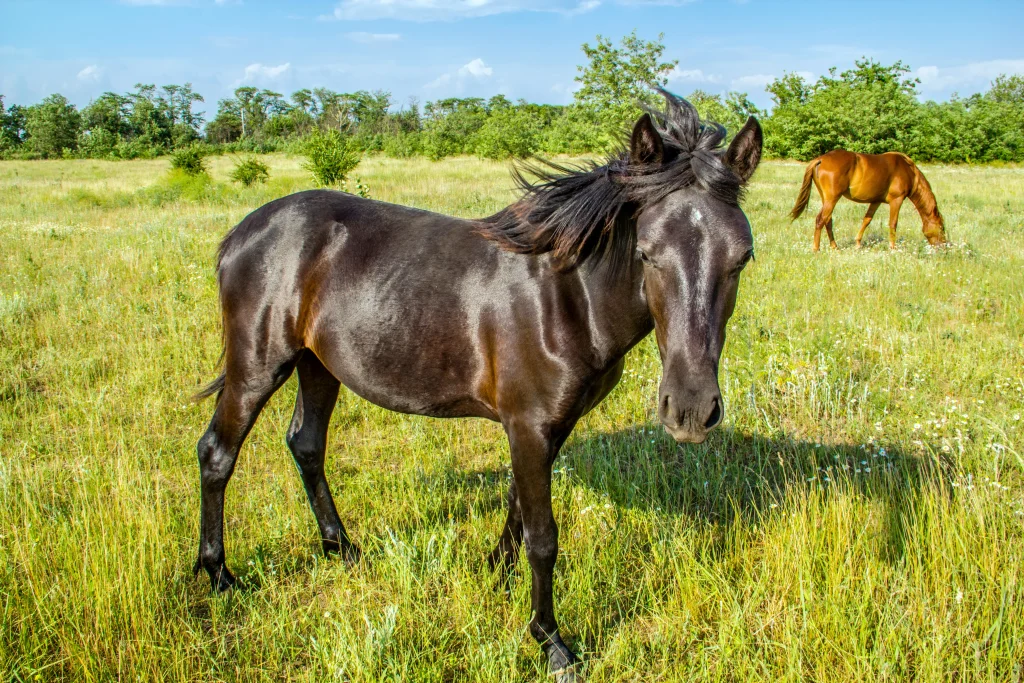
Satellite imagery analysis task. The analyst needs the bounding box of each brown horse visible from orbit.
[193,91,762,681]
[790,149,946,251]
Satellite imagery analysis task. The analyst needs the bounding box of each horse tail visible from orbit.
[790,158,820,221]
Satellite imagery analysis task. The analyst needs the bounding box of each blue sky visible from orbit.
[2,0,1023,116]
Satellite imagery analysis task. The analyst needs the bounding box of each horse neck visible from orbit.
[574,256,654,364]
[909,167,941,224]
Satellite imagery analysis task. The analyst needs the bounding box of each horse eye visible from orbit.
[637,249,651,264]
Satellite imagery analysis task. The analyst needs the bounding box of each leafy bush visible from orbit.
[475,107,542,159]
[382,131,423,158]
[170,145,207,176]
[229,156,270,186]
[301,130,361,187]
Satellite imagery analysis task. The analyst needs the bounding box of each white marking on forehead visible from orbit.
[691,207,703,222]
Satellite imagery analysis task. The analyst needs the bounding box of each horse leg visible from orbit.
[813,199,837,252]
[825,217,838,250]
[488,479,523,587]
[195,361,293,591]
[888,196,904,250]
[286,351,360,563]
[856,202,881,248]
[506,421,578,680]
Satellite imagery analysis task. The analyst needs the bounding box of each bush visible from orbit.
[170,145,207,176]
[229,156,270,186]
[301,130,361,187]
[382,131,423,159]
[475,107,542,160]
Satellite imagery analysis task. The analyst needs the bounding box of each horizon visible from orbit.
[2,0,1023,116]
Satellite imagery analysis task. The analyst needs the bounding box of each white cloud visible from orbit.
[424,73,453,90]
[424,58,494,90]
[321,0,604,21]
[241,62,291,81]
[669,68,720,84]
[345,32,402,43]
[915,59,1024,94]
[77,65,102,82]
[565,0,600,16]
[730,73,774,90]
[459,58,493,78]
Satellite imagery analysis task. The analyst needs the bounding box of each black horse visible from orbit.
[194,90,762,680]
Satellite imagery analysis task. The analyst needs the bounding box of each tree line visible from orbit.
[2,32,1023,163]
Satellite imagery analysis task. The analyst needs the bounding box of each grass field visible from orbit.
[1,153,1022,682]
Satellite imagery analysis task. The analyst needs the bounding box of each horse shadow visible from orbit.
[558,423,956,562]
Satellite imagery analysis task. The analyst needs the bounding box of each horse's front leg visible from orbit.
[505,421,579,681]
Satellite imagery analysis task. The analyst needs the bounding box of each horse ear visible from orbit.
[724,116,763,183]
[630,113,664,165]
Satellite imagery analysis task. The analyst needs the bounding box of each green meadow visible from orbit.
[1,154,1022,681]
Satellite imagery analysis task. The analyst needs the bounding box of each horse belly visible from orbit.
[307,283,493,420]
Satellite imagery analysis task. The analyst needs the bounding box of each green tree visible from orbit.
[763,60,921,159]
[475,103,542,159]
[422,98,487,160]
[987,74,1024,105]
[24,94,81,158]
[686,90,761,138]
[125,83,174,154]
[1,96,28,152]
[573,30,678,141]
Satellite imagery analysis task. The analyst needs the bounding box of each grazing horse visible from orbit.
[193,91,762,680]
[790,149,946,251]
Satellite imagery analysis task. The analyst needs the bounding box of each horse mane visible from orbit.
[476,90,746,270]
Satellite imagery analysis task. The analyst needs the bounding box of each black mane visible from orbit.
[477,89,746,270]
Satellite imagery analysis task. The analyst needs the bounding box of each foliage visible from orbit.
[24,94,82,158]
[2,36,1023,163]
[574,30,678,138]
[474,104,543,159]
[229,155,270,186]
[422,98,488,160]
[169,144,208,176]
[301,130,361,186]
[763,60,923,159]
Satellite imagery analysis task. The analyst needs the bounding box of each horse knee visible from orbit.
[286,431,324,475]
[197,431,234,488]
[525,528,559,569]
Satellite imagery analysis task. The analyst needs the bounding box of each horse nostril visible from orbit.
[704,397,723,430]
[660,393,679,427]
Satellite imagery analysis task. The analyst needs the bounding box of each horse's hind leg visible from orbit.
[813,199,837,252]
[856,202,881,248]
[488,480,523,587]
[195,359,294,591]
[286,351,360,563]
[824,217,838,250]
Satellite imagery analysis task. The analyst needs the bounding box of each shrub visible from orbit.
[382,131,423,158]
[301,130,361,187]
[229,156,270,186]
[170,145,207,176]
[474,107,541,160]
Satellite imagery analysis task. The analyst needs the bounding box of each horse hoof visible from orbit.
[545,640,580,681]
[341,544,364,568]
[550,666,580,682]
[214,567,236,593]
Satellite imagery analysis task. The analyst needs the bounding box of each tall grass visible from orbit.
[1,155,1022,681]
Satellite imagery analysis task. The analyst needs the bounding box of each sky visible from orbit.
[2,0,1023,117]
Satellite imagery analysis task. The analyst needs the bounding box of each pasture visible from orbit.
[1,154,1022,681]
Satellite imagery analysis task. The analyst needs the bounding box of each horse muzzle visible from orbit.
[658,384,723,444]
